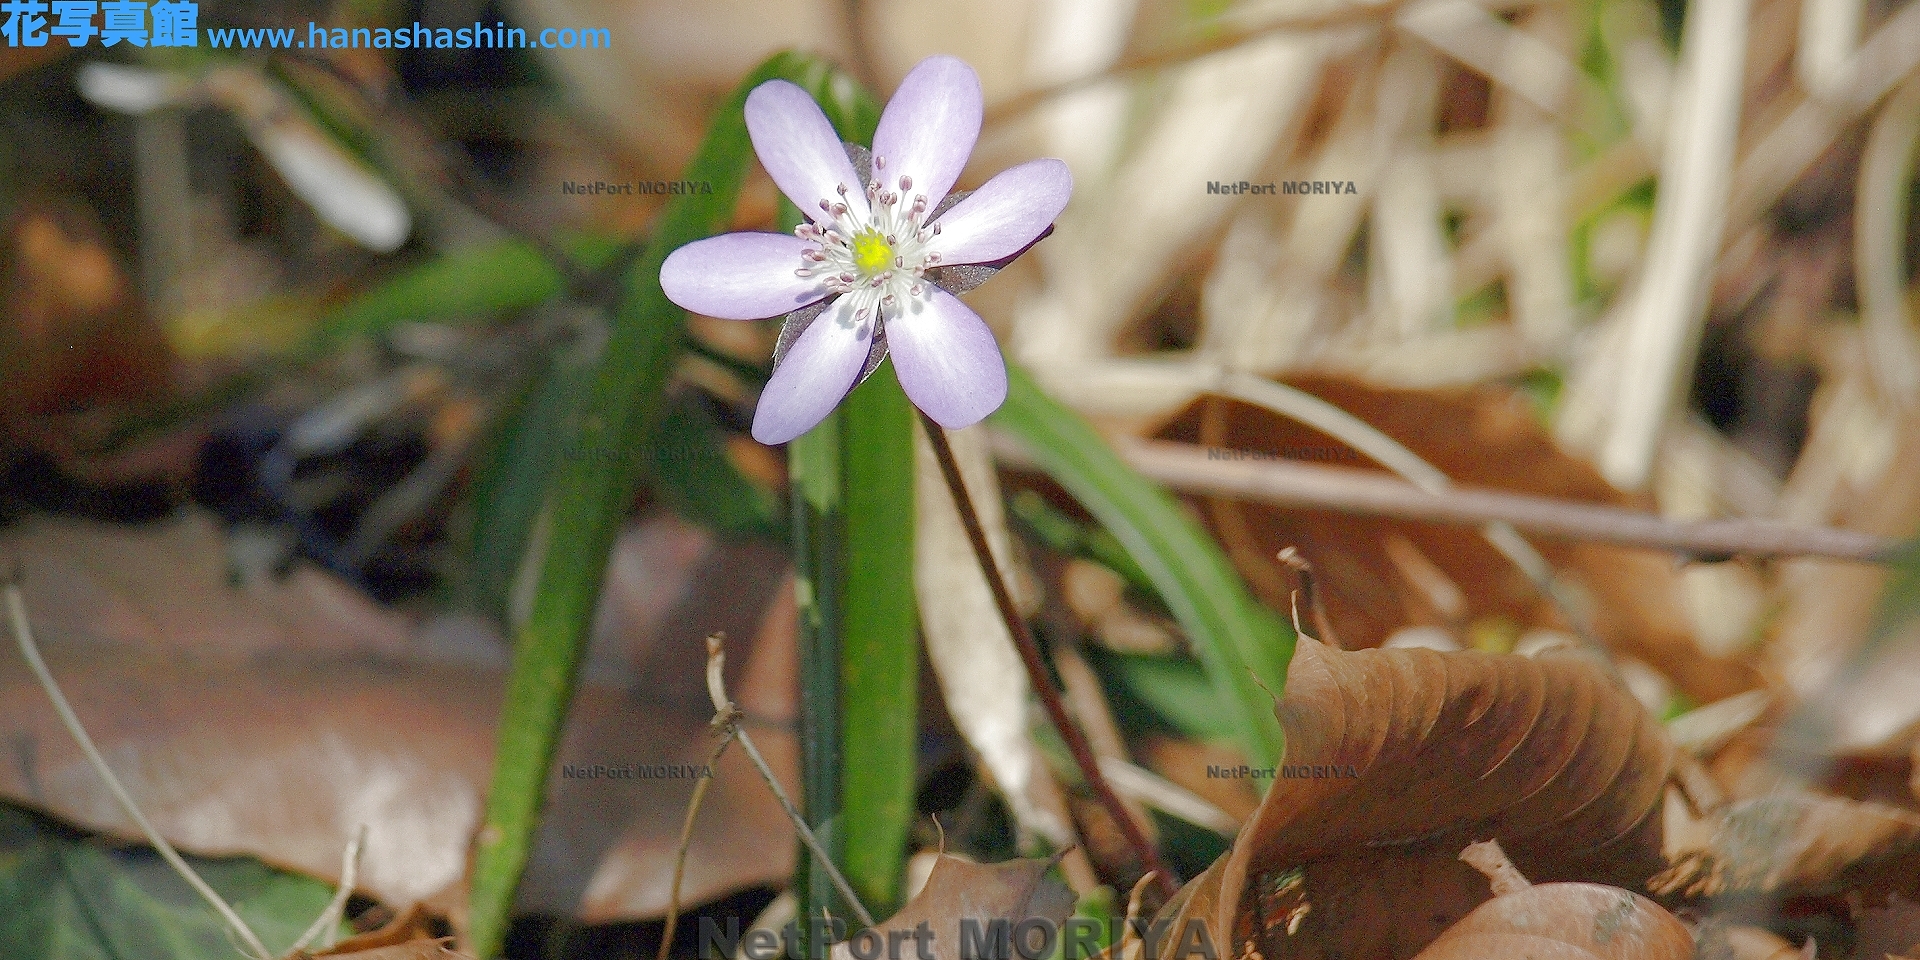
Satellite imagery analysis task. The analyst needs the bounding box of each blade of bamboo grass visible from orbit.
[991,365,1288,769]
[464,51,845,959]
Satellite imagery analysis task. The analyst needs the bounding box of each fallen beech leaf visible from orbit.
[828,855,1075,960]
[1156,379,1761,702]
[0,510,797,922]
[1649,791,1920,896]
[1409,839,1693,960]
[0,511,413,657]
[1139,632,1673,959]
[0,646,793,918]
[1853,894,1920,960]
[0,568,797,924]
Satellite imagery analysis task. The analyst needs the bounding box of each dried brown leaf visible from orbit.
[1140,632,1674,959]
[1650,791,1920,896]
[1407,840,1693,960]
[1157,378,1761,702]
[1853,894,1920,960]
[0,512,413,657]
[0,644,795,919]
[829,856,1075,960]
[0,511,798,922]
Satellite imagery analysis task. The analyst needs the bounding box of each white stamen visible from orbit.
[789,165,952,327]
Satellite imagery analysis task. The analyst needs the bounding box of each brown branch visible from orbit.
[1108,439,1899,563]
[919,413,1180,899]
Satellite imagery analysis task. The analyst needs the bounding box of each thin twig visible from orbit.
[288,823,366,953]
[704,635,876,930]
[1105,439,1900,563]
[659,726,739,960]
[3,578,276,960]
[918,413,1180,899]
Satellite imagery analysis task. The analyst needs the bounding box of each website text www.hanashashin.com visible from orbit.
[211,20,610,50]
[0,3,610,50]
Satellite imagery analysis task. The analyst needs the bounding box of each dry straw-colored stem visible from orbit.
[1114,439,1898,563]
[704,635,876,930]
[658,722,738,960]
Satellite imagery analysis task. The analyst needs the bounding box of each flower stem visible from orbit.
[917,412,1179,899]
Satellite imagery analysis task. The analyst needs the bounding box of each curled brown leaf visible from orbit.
[1407,839,1693,960]
[1138,632,1674,959]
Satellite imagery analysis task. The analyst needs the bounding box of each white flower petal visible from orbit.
[926,159,1073,266]
[661,232,830,320]
[887,289,1007,429]
[752,296,875,444]
[745,80,870,223]
[871,56,983,212]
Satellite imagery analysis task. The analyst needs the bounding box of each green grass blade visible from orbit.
[464,50,838,958]
[837,364,917,917]
[991,364,1288,768]
[312,234,626,348]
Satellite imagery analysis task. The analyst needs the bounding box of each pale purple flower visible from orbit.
[661,55,1072,445]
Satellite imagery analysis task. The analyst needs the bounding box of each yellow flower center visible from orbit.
[850,230,893,277]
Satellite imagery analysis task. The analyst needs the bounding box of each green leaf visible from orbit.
[650,394,783,540]
[466,51,849,958]
[311,234,626,348]
[0,804,344,960]
[992,364,1288,770]
[463,342,596,619]
[838,365,917,917]
[1008,490,1156,604]
[1087,648,1241,743]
